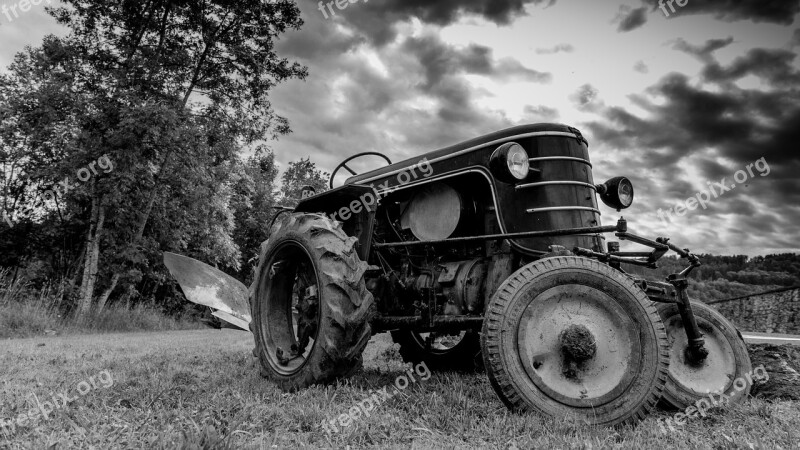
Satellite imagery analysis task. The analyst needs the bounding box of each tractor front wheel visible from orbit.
[481,256,669,426]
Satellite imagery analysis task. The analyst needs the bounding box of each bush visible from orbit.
[0,269,206,339]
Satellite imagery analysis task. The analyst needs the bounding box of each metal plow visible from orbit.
[163,252,251,331]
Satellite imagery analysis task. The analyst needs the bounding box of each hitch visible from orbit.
[576,220,710,365]
[659,237,708,364]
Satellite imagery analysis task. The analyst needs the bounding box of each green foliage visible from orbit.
[279,157,329,204]
[0,1,308,313]
[230,148,280,284]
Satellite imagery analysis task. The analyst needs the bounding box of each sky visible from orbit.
[1,0,798,256]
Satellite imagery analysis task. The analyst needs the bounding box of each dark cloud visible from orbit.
[535,43,574,54]
[364,0,551,25]
[642,0,800,25]
[329,0,557,46]
[270,4,522,173]
[673,37,735,62]
[402,35,552,89]
[792,29,800,46]
[702,48,800,87]
[588,72,800,164]
[616,7,648,32]
[583,40,800,253]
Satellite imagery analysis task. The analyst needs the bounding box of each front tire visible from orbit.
[251,213,375,391]
[481,256,669,426]
[656,301,752,409]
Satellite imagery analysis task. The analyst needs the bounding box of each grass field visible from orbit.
[1,329,799,449]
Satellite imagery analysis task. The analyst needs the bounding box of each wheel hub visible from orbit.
[560,324,597,363]
[516,285,641,407]
[664,316,736,395]
[260,242,321,375]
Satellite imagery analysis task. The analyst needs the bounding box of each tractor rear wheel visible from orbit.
[390,330,483,371]
[250,213,374,391]
[656,301,752,409]
[481,256,669,426]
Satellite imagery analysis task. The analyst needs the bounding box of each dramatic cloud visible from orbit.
[642,0,800,25]
[582,38,800,253]
[402,36,552,87]
[703,48,800,87]
[325,0,558,46]
[616,6,648,32]
[269,1,553,173]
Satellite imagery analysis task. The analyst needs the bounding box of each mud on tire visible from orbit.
[250,213,375,391]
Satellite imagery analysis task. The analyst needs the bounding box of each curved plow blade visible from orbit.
[163,252,251,331]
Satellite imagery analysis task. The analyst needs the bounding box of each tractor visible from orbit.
[165,123,751,426]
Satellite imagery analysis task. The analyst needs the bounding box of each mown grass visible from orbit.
[0,270,204,339]
[1,330,798,449]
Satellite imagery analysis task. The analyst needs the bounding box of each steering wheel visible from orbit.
[329,152,392,189]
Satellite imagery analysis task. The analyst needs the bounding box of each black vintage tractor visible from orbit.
[165,123,751,426]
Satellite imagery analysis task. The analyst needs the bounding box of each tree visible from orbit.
[279,157,329,204]
[230,148,280,284]
[0,1,307,316]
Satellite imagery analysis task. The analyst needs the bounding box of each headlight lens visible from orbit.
[506,144,530,180]
[490,142,529,183]
[596,177,635,210]
[617,179,634,208]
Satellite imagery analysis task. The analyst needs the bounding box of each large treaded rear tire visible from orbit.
[250,213,375,391]
[481,256,669,426]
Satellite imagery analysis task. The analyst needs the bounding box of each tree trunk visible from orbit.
[77,195,106,317]
[76,195,98,316]
[96,273,120,312]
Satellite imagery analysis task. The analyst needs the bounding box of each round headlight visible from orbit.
[490,142,530,183]
[617,179,634,208]
[596,177,635,211]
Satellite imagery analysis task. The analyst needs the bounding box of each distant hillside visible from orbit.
[624,253,800,302]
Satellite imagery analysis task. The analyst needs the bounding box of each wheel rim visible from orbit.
[515,285,641,407]
[258,240,320,376]
[663,314,736,395]
[411,331,468,353]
